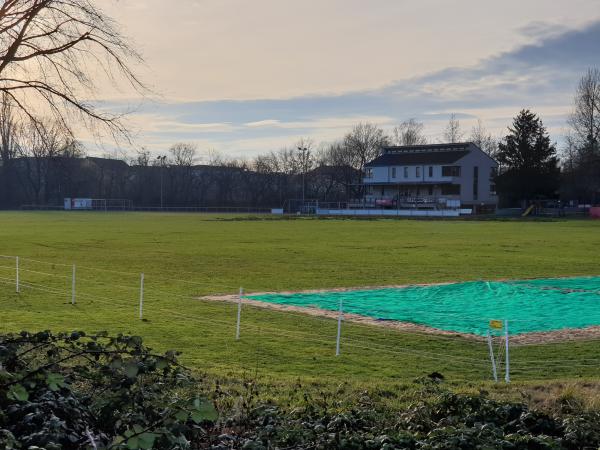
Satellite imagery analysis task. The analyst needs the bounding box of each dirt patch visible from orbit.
[200,284,600,346]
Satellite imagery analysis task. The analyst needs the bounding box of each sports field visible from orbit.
[0,212,599,388]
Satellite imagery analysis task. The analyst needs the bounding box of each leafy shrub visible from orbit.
[205,384,600,449]
[0,331,217,449]
[2,332,599,449]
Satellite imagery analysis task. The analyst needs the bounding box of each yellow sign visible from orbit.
[489,320,504,330]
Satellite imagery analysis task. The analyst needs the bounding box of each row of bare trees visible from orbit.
[0,98,503,208]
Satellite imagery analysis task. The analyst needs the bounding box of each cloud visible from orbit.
[92,19,600,157]
[244,119,281,128]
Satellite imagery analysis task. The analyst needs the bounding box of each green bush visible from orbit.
[201,383,600,449]
[2,332,599,449]
[0,331,217,449]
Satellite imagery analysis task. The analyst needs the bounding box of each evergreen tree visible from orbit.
[495,110,560,206]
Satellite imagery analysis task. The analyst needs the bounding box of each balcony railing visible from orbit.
[333,196,461,210]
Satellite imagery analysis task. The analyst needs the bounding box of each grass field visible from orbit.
[0,212,599,391]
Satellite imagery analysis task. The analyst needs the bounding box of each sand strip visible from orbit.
[200,282,600,345]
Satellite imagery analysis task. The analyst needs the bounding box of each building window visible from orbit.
[365,168,373,179]
[404,167,408,178]
[441,184,461,195]
[391,167,396,178]
[473,166,479,200]
[428,185,433,196]
[442,166,461,177]
[416,166,421,178]
[429,166,433,177]
[490,184,497,195]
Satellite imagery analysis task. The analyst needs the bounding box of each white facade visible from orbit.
[366,165,460,184]
[363,143,498,209]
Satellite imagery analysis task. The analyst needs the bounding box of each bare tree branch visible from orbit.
[392,119,427,146]
[0,0,146,141]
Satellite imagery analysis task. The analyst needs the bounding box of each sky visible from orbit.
[92,0,600,160]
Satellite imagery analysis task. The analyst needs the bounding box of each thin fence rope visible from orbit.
[2,281,597,372]
[18,268,71,279]
[15,257,72,267]
[3,271,600,373]
[3,279,494,368]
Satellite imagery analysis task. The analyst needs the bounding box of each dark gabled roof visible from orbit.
[85,157,129,170]
[365,143,472,167]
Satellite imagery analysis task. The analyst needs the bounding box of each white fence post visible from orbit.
[71,264,76,305]
[336,299,343,356]
[504,320,510,383]
[486,330,498,382]
[15,256,19,294]
[139,273,144,320]
[236,287,243,340]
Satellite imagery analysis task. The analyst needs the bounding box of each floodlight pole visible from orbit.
[298,146,309,212]
[157,155,167,209]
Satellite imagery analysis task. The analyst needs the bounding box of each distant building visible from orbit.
[363,143,498,211]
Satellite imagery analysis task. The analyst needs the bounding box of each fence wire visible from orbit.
[0,255,599,383]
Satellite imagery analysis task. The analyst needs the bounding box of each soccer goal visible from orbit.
[94,199,133,211]
[64,198,133,211]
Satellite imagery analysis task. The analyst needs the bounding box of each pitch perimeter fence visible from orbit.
[0,254,599,384]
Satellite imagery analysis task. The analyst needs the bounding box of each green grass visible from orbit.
[0,212,599,388]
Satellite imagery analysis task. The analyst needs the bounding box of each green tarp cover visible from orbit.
[247,277,600,335]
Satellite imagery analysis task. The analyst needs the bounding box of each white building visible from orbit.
[363,143,498,211]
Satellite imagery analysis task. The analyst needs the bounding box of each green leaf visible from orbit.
[127,432,157,450]
[191,398,218,423]
[174,410,188,421]
[155,358,168,370]
[7,384,28,402]
[124,361,139,379]
[109,358,123,370]
[126,436,139,449]
[46,372,66,391]
[138,432,157,449]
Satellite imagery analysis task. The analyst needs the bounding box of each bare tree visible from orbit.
[295,137,314,173]
[568,68,600,151]
[316,141,360,199]
[273,147,300,175]
[343,122,389,170]
[470,118,497,157]
[443,113,464,143]
[0,0,145,138]
[133,148,150,167]
[564,68,600,202]
[0,92,19,206]
[169,142,197,167]
[16,118,69,203]
[167,142,197,204]
[0,92,18,164]
[392,119,427,146]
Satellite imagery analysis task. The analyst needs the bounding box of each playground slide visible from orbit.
[522,205,535,217]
